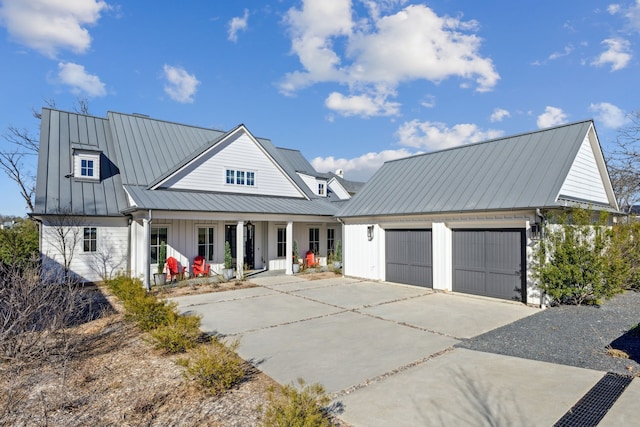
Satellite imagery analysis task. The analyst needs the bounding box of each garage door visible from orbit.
[385,229,432,288]
[453,230,525,302]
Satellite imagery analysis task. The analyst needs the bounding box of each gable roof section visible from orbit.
[33,109,129,216]
[337,120,618,218]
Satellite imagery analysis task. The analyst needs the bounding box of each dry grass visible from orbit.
[0,287,279,426]
[154,279,258,298]
[606,346,630,359]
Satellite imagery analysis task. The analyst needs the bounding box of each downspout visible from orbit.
[535,208,547,309]
[126,215,133,277]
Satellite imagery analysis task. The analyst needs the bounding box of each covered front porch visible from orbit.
[128,210,342,289]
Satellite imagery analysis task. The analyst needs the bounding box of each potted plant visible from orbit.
[154,241,167,286]
[223,241,235,280]
[292,240,300,273]
[333,239,342,269]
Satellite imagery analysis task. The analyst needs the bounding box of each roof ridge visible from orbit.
[107,110,227,133]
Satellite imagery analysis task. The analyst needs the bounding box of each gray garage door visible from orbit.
[453,230,525,302]
[385,229,432,288]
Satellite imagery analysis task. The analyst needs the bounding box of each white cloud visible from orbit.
[281,1,499,117]
[548,44,574,60]
[591,37,632,71]
[311,148,413,181]
[537,106,568,128]
[325,91,400,117]
[228,8,249,42]
[490,108,510,122]
[609,0,640,32]
[395,120,504,151]
[589,102,629,128]
[57,62,106,97]
[162,65,200,103]
[608,4,622,14]
[0,0,108,58]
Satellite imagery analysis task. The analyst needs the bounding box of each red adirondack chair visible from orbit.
[192,255,211,277]
[166,256,186,281]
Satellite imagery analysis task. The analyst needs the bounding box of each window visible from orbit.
[327,228,335,257]
[318,183,325,196]
[74,151,100,180]
[226,168,255,186]
[197,227,215,261]
[277,227,286,257]
[83,227,97,252]
[150,227,168,264]
[226,169,235,184]
[309,228,320,254]
[81,159,94,177]
[236,170,245,185]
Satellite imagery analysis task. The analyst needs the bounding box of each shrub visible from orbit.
[177,338,245,395]
[535,208,626,305]
[261,378,332,427]
[149,314,202,353]
[609,220,640,290]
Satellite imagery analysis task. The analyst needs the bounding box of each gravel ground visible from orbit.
[457,291,640,376]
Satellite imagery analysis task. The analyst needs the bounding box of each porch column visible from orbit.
[143,215,151,291]
[236,221,244,279]
[285,221,293,275]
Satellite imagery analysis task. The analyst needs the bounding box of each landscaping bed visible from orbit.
[457,291,640,376]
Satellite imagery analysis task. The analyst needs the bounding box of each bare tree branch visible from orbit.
[607,111,640,211]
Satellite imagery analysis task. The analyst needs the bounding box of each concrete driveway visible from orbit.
[171,276,635,426]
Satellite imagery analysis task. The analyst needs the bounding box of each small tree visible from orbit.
[224,241,233,270]
[157,241,167,275]
[534,208,625,305]
[292,240,299,265]
[334,240,342,263]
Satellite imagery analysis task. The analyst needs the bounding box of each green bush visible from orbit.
[609,220,640,290]
[261,378,332,427]
[178,337,246,395]
[535,208,626,305]
[149,314,202,353]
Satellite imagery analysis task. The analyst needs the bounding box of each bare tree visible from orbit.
[606,111,640,211]
[0,98,90,213]
[87,240,126,281]
[42,209,84,285]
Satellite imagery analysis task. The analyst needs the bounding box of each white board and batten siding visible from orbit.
[41,217,128,283]
[343,224,385,281]
[558,132,609,204]
[161,131,303,198]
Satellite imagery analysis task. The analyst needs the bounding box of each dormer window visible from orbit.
[74,150,100,181]
[318,182,326,196]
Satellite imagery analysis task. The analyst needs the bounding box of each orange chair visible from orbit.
[166,256,186,282]
[192,255,211,277]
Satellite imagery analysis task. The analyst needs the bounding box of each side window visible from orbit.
[309,228,320,253]
[83,227,97,252]
[277,227,286,257]
[226,169,235,184]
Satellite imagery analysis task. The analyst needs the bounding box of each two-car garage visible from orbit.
[385,228,525,302]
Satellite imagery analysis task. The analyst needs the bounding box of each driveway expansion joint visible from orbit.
[330,346,457,400]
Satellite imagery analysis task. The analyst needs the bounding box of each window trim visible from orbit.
[225,168,256,187]
[276,226,286,258]
[150,226,169,265]
[74,151,100,181]
[309,227,320,254]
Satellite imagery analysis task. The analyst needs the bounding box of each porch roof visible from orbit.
[123,185,340,216]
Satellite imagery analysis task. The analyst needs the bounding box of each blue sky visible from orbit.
[1,0,639,217]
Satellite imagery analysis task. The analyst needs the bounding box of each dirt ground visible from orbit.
[0,272,346,426]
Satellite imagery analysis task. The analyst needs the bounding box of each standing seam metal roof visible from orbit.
[336,120,608,218]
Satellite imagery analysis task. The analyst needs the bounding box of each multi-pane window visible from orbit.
[327,228,335,257]
[318,183,325,196]
[309,228,320,253]
[226,169,235,184]
[197,227,215,261]
[83,227,97,252]
[277,227,286,258]
[150,227,168,264]
[81,159,94,177]
[225,169,255,186]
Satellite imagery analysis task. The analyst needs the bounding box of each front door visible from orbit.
[225,224,255,269]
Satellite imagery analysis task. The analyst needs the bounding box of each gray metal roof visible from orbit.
[337,120,609,218]
[33,109,129,216]
[124,185,340,216]
[33,109,333,217]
